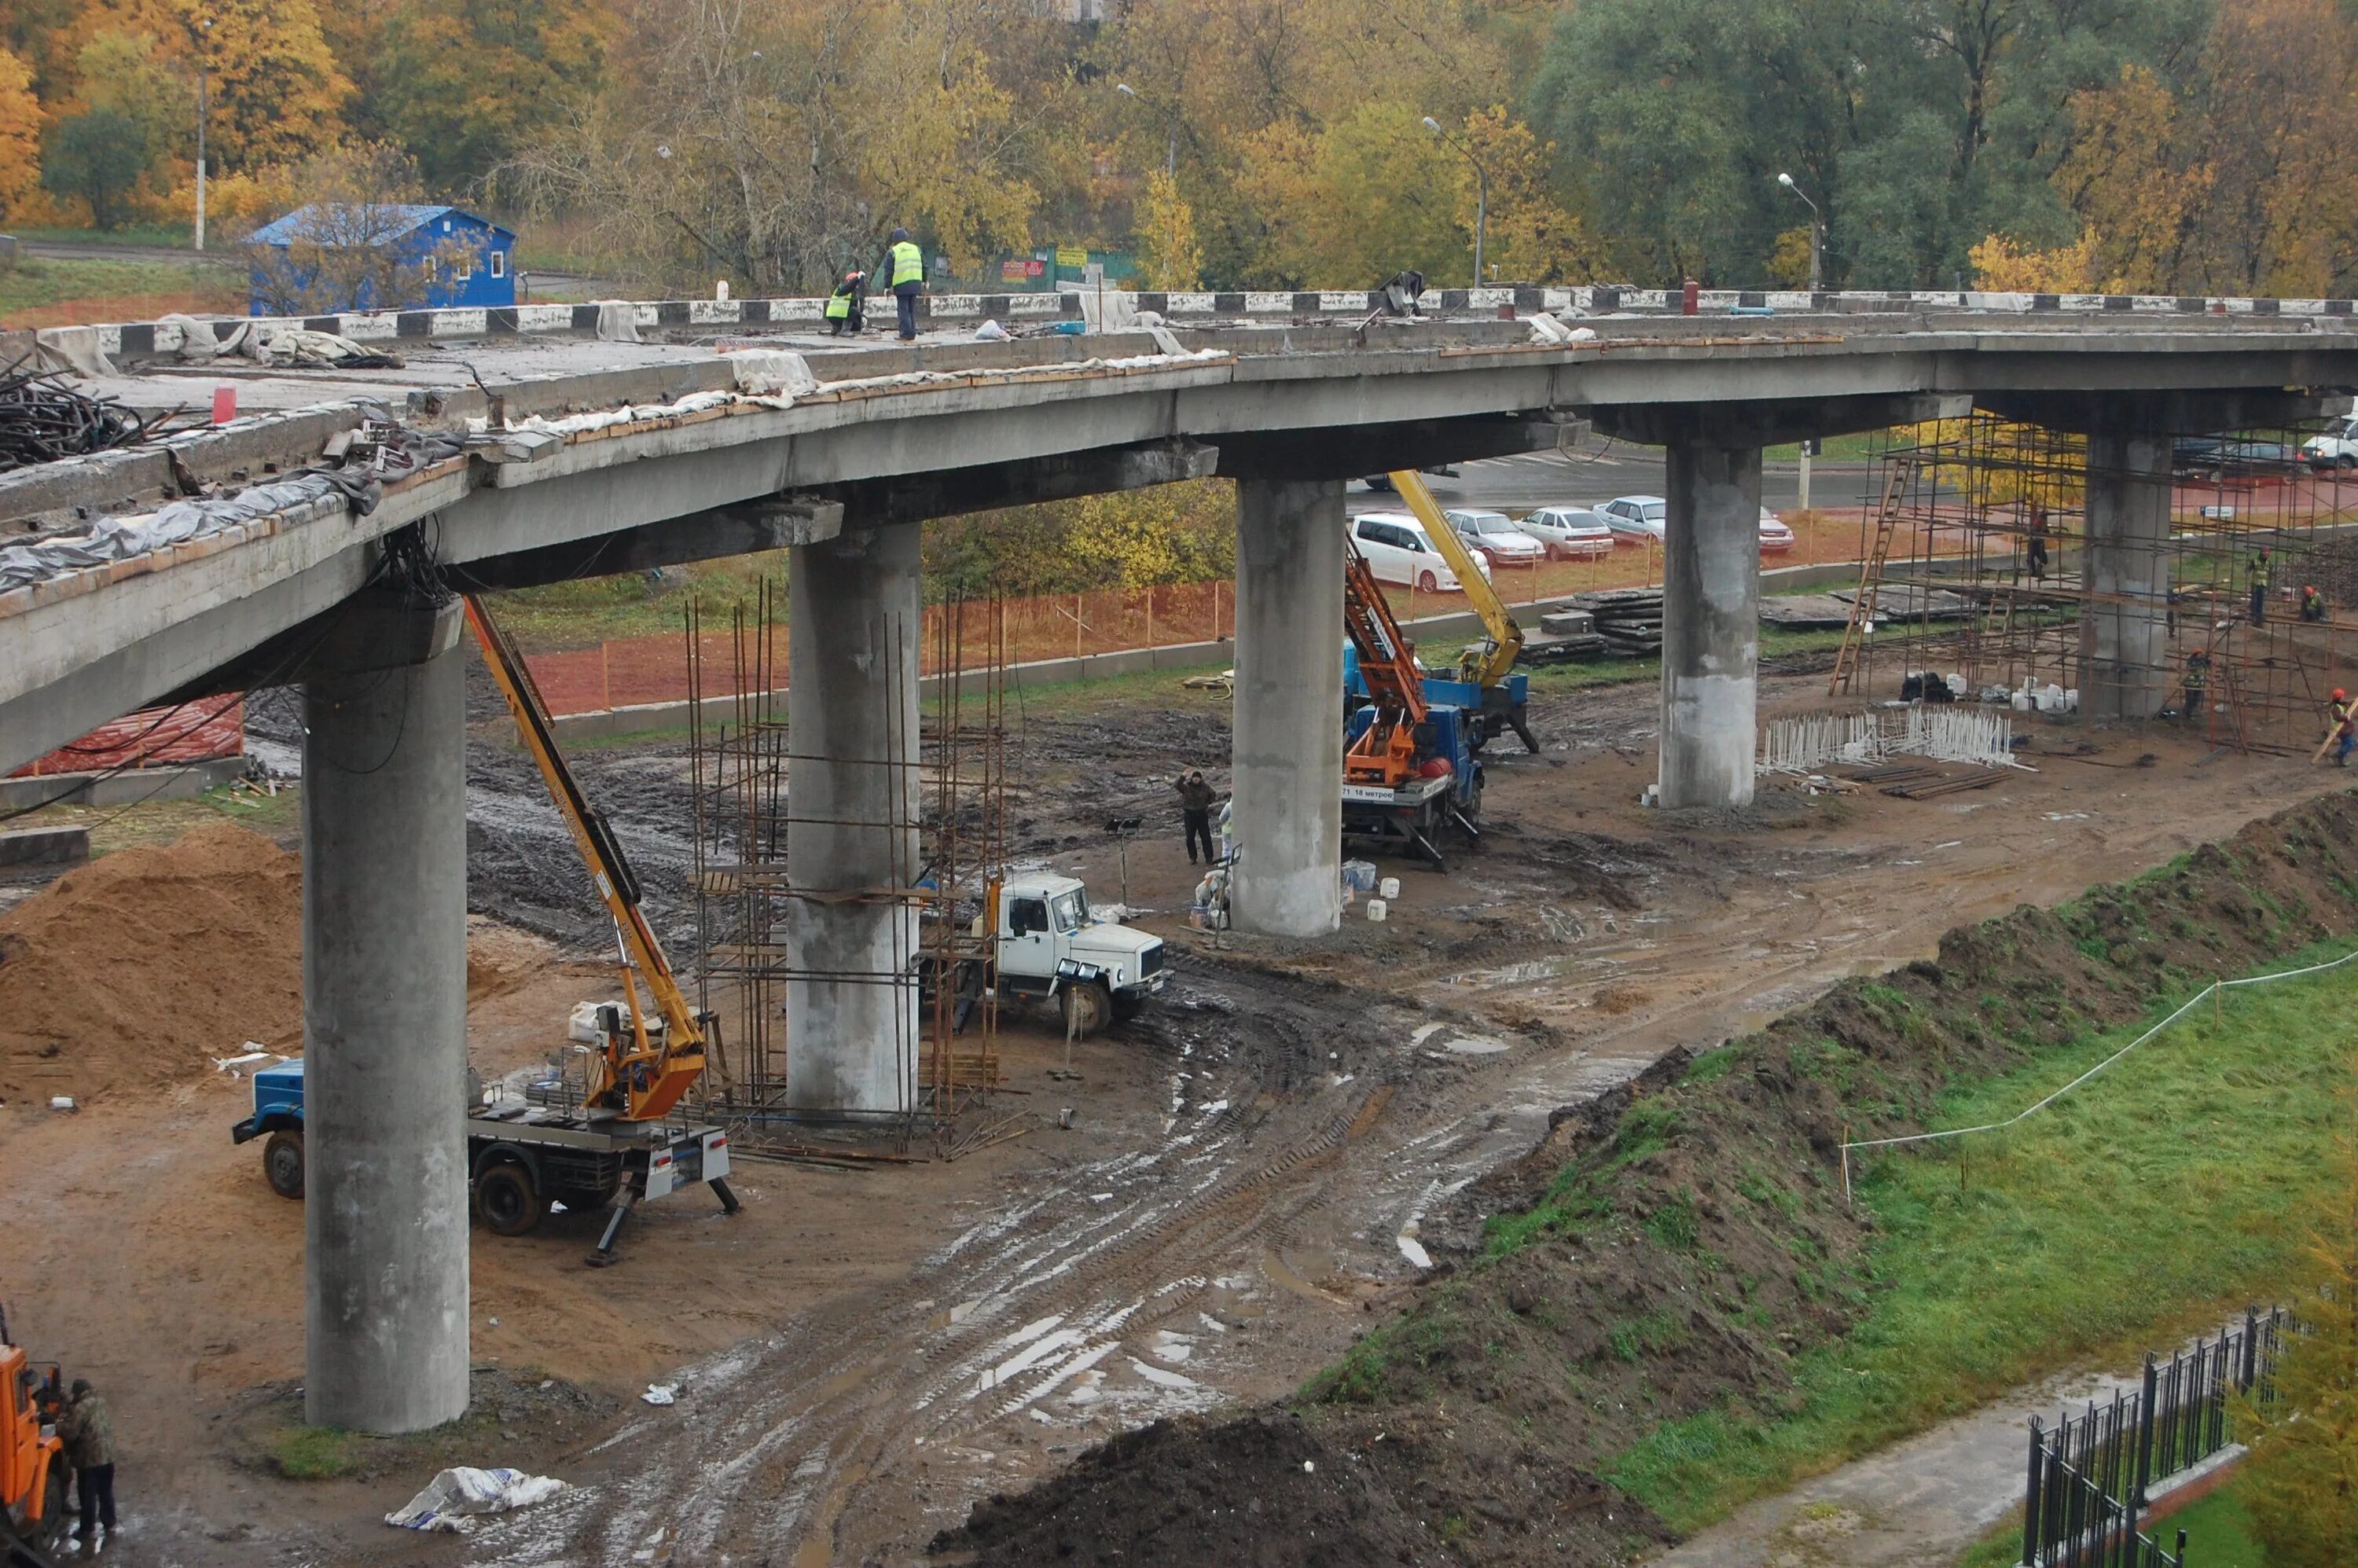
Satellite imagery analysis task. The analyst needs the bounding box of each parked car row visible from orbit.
[1350,498,1796,578]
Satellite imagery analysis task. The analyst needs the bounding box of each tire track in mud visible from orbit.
[464,968,1430,1568]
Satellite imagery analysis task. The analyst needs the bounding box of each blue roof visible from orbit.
[246,204,515,248]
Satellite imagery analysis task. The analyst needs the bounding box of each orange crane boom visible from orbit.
[462,595,707,1123]
[1342,536,1429,788]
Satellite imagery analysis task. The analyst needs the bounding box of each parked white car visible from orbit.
[1599,494,1666,542]
[1445,508,1548,569]
[1758,508,1796,553]
[1517,505,1616,560]
[2304,413,2358,470]
[1350,511,1492,592]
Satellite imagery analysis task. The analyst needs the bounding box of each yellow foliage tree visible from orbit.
[0,47,39,218]
[111,0,351,175]
[1765,226,1814,289]
[1459,107,1606,285]
[2054,65,2207,296]
[1240,101,1460,286]
[1133,167,1203,291]
[1967,233,2107,293]
[2236,1092,2358,1566]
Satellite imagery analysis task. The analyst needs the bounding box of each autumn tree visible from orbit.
[42,110,147,227]
[112,0,351,174]
[1966,232,2105,292]
[1132,168,1203,291]
[1458,108,1605,285]
[0,46,37,217]
[372,0,605,192]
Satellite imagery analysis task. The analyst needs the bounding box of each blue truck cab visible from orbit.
[230,1058,309,1198]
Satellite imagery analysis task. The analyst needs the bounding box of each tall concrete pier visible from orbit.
[1229,477,1345,937]
[300,599,471,1434]
[1658,440,1764,810]
[785,521,923,1113]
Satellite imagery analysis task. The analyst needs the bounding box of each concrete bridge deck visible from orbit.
[8,302,2358,1434]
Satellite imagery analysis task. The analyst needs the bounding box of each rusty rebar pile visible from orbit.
[0,361,173,472]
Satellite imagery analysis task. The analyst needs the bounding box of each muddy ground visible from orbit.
[0,655,2345,1566]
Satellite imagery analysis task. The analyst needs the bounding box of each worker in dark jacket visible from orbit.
[1173,770,1218,865]
[2250,545,2272,623]
[60,1379,114,1546]
[825,270,866,336]
[883,227,924,340]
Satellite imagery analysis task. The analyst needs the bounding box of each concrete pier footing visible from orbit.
[301,616,471,1434]
[1659,441,1764,810]
[1230,477,1344,937]
[2080,430,2174,720]
[784,521,923,1113]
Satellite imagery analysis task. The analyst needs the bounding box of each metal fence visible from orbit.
[2023,1307,2286,1567]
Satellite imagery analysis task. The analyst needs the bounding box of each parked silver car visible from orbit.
[1445,508,1548,568]
[1516,505,1616,560]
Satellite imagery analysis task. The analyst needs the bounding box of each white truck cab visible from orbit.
[2304,413,2358,470]
[994,872,1167,1035]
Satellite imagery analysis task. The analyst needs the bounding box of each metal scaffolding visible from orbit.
[682,582,1008,1150]
[1832,413,2358,755]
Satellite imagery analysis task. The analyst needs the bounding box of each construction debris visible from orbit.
[1567,587,1663,655]
[384,1467,567,1533]
[0,358,177,472]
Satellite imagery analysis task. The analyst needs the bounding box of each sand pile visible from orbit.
[0,824,304,1103]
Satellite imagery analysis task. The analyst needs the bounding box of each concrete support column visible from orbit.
[786,521,921,1113]
[1660,440,1763,809]
[303,614,470,1434]
[1231,477,1344,937]
[2079,430,2173,720]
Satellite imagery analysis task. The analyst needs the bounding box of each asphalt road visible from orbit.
[1350,445,1883,517]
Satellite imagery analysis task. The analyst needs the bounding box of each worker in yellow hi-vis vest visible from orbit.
[882,227,924,340]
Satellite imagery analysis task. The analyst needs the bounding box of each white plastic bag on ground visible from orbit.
[385,1467,567,1533]
[972,318,1009,341]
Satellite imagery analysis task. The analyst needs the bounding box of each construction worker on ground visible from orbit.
[883,227,924,341]
[2327,689,2356,768]
[59,1377,116,1550]
[2302,583,2327,622]
[825,269,866,336]
[2026,501,2049,582]
[2180,649,2209,723]
[1173,769,1219,866]
[2249,545,2272,624]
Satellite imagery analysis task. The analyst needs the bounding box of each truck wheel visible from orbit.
[1112,990,1147,1023]
[35,1458,68,1547]
[263,1129,305,1200]
[476,1162,544,1237]
[1060,980,1111,1039]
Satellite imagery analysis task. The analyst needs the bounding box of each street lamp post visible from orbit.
[1114,83,1175,178]
[1776,171,1822,292]
[193,17,213,252]
[1422,116,1488,285]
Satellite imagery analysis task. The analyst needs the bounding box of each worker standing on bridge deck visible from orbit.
[61,1378,116,1550]
[883,228,924,341]
[1173,769,1218,865]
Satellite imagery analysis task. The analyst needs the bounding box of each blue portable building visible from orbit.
[245,204,516,314]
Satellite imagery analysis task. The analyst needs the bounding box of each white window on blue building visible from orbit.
[490,250,506,279]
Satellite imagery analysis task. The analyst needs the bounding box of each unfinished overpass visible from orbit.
[5,297,2356,1435]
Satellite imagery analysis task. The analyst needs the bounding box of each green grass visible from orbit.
[1761,432,1886,462]
[15,224,200,248]
[2157,1481,2268,1566]
[0,255,239,320]
[266,1425,358,1480]
[1958,1480,2269,1567]
[1608,947,2358,1534]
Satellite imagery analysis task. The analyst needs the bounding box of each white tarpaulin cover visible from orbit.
[385,1467,568,1533]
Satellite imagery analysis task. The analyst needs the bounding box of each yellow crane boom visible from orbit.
[1387,468,1525,686]
[462,594,708,1123]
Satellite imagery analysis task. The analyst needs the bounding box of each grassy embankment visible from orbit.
[0,255,239,329]
[1609,942,2355,1533]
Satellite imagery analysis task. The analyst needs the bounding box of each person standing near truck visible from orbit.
[1173,769,1218,866]
[60,1378,115,1549]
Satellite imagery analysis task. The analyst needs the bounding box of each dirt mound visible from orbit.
[0,825,549,1104]
[936,791,2358,1566]
[933,1414,1431,1567]
[0,824,303,1103]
